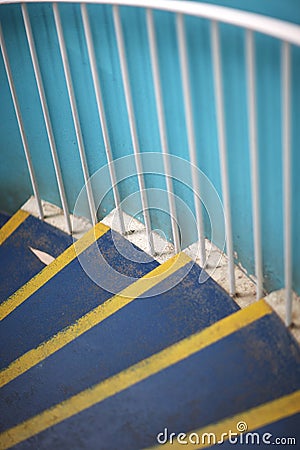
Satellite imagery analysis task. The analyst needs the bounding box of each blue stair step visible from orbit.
[0,252,238,435]
[0,222,159,369]
[1,219,299,449]
[0,220,238,374]
[0,301,299,449]
[0,220,241,449]
[0,211,73,302]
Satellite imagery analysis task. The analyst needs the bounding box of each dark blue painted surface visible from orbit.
[0,229,158,369]
[0,211,10,227]
[0,261,238,431]
[7,312,300,449]
[0,214,73,302]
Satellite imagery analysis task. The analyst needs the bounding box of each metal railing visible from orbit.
[0,0,299,325]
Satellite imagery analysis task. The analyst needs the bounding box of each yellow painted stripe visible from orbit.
[0,252,191,389]
[0,300,272,449]
[0,221,110,321]
[0,210,29,245]
[148,389,300,449]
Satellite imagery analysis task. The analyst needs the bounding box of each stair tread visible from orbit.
[0,212,73,302]
[0,232,238,371]
[1,216,299,449]
[1,302,300,449]
[0,226,160,369]
[0,259,239,420]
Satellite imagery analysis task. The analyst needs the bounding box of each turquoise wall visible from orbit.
[0,1,299,295]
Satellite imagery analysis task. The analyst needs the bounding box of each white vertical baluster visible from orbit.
[176,13,206,266]
[22,3,71,233]
[53,3,97,226]
[282,41,292,326]
[113,5,155,254]
[246,29,263,300]
[211,20,235,295]
[147,8,180,253]
[0,23,44,220]
[81,2,125,234]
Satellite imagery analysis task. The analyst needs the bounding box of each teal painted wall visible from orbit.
[0,1,299,295]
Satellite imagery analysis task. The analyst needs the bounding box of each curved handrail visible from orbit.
[0,0,300,46]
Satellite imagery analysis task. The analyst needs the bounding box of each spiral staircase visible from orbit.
[0,208,299,450]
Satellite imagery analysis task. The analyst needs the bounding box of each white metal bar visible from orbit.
[3,0,300,47]
[21,3,72,234]
[0,23,44,220]
[211,20,235,295]
[245,30,263,300]
[53,2,97,226]
[80,2,125,234]
[176,13,205,265]
[146,8,180,253]
[113,4,155,254]
[282,41,292,326]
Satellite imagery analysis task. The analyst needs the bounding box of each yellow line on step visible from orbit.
[148,389,300,449]
[0,300,272,450]
[0,221,110,321]
[0,210,29,245]
[0,252,191,389]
